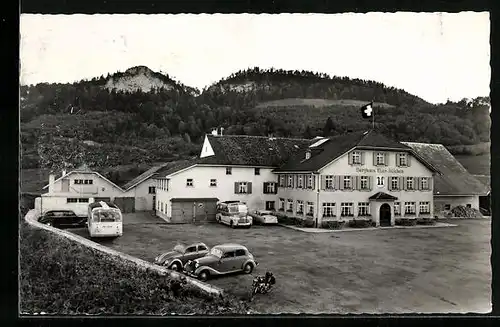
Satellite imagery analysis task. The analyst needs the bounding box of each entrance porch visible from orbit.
[369,192,398,227]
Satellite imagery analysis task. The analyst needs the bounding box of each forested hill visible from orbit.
[20,66,491,177]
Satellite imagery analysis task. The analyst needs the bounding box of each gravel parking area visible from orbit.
[69,216,491,314]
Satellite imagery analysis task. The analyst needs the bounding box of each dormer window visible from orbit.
[352,151,361,164]
[305,151,311,160]
[375,152,385,166]
[397,153,408,167]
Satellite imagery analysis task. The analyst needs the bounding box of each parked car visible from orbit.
[37,210,87,228]
[184,243,258,281]
[249,210,278,225]
[216,201,253,228]
[154,242,210,271]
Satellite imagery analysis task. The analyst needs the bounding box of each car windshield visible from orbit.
[173,244,185,253]
[210,248,223,258]
[260,211,272,215]
[228,204,247,214]
[92,209,121,222]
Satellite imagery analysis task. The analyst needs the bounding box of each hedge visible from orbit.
[347,219,375,228]
[417,218,437,225]
[19,222,249,315]
[320,220,346,230]
[276,214,315,228]
[395,218,418,226]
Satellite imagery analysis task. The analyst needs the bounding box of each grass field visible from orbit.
[70,216,491,314]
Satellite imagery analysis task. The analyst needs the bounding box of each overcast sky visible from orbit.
[20,12,490,104]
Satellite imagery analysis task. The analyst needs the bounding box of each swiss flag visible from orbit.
[360,102,374,119]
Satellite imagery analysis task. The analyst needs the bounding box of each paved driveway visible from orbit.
[70,217,491,314]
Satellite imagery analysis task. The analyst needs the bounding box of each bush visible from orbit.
[347,219,373,228]
[300,218,315,228]
[320,220,346,229]
[395,218,418,226]
[19,223,249,315]
[417,218,437,225]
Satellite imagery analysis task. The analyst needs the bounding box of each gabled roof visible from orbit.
[154,158,202,178]
[122,162,174,190]
[402,142,489,196]
[473,175,490,192]
[369,192,398,200]
[43,169,124,192]
[200,134,312,167]
[274,130,437,173]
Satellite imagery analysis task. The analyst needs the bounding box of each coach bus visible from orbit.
[87,201,123,238]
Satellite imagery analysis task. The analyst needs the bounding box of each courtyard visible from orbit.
[69,214,491,314]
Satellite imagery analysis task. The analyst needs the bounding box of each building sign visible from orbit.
[356,167,405,174]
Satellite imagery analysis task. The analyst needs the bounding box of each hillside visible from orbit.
[20,66,490,174]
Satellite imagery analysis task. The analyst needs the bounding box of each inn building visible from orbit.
[152,130,442,226]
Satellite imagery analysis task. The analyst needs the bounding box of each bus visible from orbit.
[215,201,252,228]
[87,201,123,238]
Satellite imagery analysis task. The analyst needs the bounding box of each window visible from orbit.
[398,153,407,166]
[67,198,78,203]
[254,168,260,175]
[148,186,156,194]
[305,151,311,160]
[161,202,164,213]
[226,167,232,175]
[391,177,399,190]
[325,175,334,189]
[406,177,414,190]
[279,198,285,211]
[296,200,304,214]
[466,204,472,208]
[185,246,197,253]
[419,201,430,214]
[198,245,208,251]
[210,179,217,187]
[237,182,249,194]
[444,204,451,210]
[306,202,314,216]
[78,198,89,203]
[287,199,294,212]
[394,202,401,215]
[352,151,361,164]
[343,176,352,189]
[358,202,370,216]
[74,179,93,185]
[265,201,275,211]
[341,202,354,217]
[420,177,429,190]
[297,175,304,188]
[376,152,385,166]
[157,200,160,210]
[322,202,336,218]
[222,251,235,259]
[265,182,276,194]
[377,176,384,187]
[360,176,368,190]
[287,175,293,187]
[186,179,193,187]
[279,176,285,187]
[307,176,314,189]
[405,202,416,214]
[235,249,246,257]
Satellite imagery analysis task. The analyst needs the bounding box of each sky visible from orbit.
[20,12,490,104]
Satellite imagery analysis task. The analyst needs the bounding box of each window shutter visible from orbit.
[357,176,362,190]
[301,174,306,189]
[368,176,373,190]
[430,177,433,191]
[396,154,400,167]
[263,182,268,194]
[247,182,252,194]
[388,177,392,191]
[274,182,278,194]
[361,152,365,165]
[399,176,404,190]
[407,155,411,167]
[321,176,326,190]
[348,152,353,165]
[234,182,239,194]
[312,176,316,190]
[339,176,345,190]
[333,175,338,190]
[403,177,407,191]
[373,152,377,166]
[416,177,421,191]
[384,153,389,166]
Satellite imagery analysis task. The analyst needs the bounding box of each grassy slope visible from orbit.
[19,222,249,315]
[256,98,394,109]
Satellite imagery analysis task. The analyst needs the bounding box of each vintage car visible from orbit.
[184,243,258,281]
[216,201,253,228]
[154,242,210,271]
[38,210,87,229]
[249,210,278,225]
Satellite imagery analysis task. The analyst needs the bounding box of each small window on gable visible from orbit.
[254,168,260,175]
[226,167,232,175]
[305,151,311,160]
[186,179,193,187]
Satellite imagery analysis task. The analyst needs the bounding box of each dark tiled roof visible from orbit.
[202,135,312,167]
[122,162,173,190]
[473,175,490,191]
[403,142,489,196]
[154,158,201,177]
[369,192,398,200]
[275,130,416,172]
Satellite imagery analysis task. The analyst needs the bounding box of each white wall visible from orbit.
[35,195,94,216]
[122,178,156,211]
[47,172,123,199]
[434,195,480,216]
[155,165,278,218]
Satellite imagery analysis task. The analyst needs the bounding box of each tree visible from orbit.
[303,126,313,139]
[323,117,334,136]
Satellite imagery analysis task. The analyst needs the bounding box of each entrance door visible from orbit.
[61,179,70,192]
[379,203,392,227]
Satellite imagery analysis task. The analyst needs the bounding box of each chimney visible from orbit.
[48,174,55,194]
[219,127,224,136]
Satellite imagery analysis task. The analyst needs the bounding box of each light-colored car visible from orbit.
[154,242,210,271]
[216,201,253,228]
[250,210,278,225]
[183,244,258,281]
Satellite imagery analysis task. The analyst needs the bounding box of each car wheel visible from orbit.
[230,221,235,228]
[243,263,253,274]
[199,270,210,281]
[170,262,181,271]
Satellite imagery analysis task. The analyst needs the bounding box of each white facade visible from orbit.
[275,149,435,227]
[155,165,278,220]
[434,195,480,216]
[122,179,157,211]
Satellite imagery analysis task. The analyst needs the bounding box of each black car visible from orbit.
[38,210,87,228]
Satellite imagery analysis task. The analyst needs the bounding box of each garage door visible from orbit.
[113,197,135,213]
[170,198,219,224]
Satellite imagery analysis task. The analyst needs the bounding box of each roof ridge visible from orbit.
[208,134,311,141]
